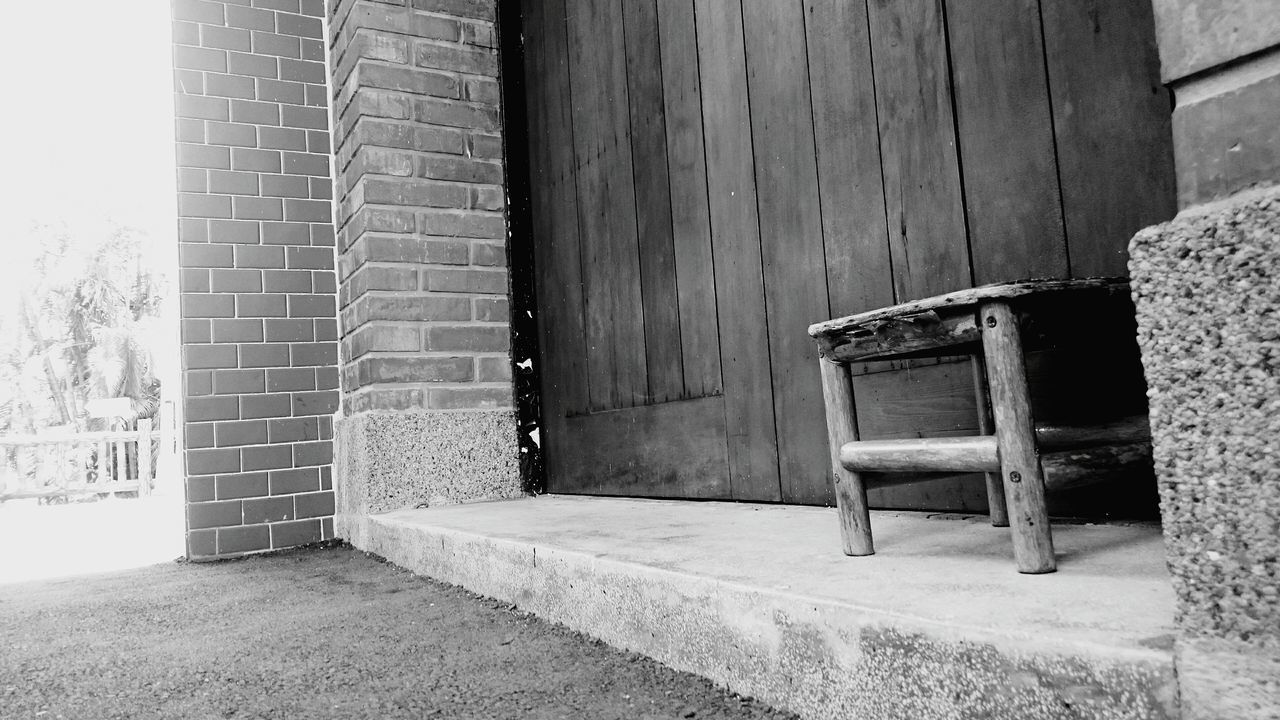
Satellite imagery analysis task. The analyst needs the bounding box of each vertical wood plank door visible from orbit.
[519,0,1174,507]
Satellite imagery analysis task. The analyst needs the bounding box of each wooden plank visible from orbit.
[566,0,647,411]
[693,0,779,502]
[524,0,590,489]
[809,277,1128,340]
[558,396,730,499]
[656,0,722,399]
[947,0,1068,283]
[866,0,971,302]
[742,0,831,506]
[818,358,873,555]
[829,312,979,363]
[622,0,683,403]
[980,301,1055,573]
[1040,0,1176,277]
[803,0,894,317]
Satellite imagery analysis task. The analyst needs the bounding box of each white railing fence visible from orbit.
[0,419,158,502]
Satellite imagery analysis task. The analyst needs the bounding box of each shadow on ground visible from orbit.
[0,545,797,720]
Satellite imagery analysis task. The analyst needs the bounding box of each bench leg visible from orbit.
[818,356,873,556]
[978,302,1055,573]
[970,354,1009,527]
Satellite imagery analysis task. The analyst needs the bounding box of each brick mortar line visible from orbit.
[327,9,493,54]
[336,117,503,150]
[351,174,504,192]
[173,69,327,88]
[351,201,504,217]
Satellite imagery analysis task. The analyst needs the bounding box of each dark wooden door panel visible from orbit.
[523,0,589,483]
[559,396,731,499]
[742,0,832,505]
[804,0,895,319]
[693,0,781,502]
[623,0,684,405]
[867,0,971,302]
[522,0,1174,509]
[949,0,1069,283]
[1040,0,1177,277]
[656,0,722,400]
[854,360,989,512]
[567,0,648,412]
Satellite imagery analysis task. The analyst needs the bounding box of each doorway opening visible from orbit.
[0,2,185,583]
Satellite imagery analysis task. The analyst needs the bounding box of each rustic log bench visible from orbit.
[808,279,1151,574]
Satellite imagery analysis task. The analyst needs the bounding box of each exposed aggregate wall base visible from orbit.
[1129,184,1280,718]
[334,409,522,544]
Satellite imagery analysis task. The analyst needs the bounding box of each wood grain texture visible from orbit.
[524,0,589,485]
[1040,0,1176,277]
[980,301,1056,574]
[742,0,832,506]
[853,359,989,512]
[694,0,780,502]
[523,0,1164,514]
[970,354,1009,526]
[830,313,979,363]
[656,0,722,400]
[839,435,999,473]
[559,396,731,499]
[809,277,1128,339]
[566,0,648,411]
[803,0,894,318]
[866,0,970,303]
[622,0,683,404]
[819,358,873,555]
[947,0,1068,283]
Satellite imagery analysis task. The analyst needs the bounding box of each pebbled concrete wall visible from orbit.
[1129,185,1280,719]
[334,410,519,545]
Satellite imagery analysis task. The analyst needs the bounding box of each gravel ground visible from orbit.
[0,544,797,720]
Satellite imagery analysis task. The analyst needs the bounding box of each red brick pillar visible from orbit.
[328,0,521,545]
[171,0,339,558]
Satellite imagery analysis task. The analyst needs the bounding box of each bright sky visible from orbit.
[0,2,177,297]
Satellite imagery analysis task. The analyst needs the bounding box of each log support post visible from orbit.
[818,352,873,556]
[979,301,1055,573]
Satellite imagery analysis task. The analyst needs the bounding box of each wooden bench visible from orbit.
[808,279,1151,574]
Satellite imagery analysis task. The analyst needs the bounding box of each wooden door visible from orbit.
[519,0,1174,507]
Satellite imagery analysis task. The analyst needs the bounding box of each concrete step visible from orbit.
[345,495,1178,720]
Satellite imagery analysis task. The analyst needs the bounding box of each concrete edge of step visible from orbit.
[352,511,1180,720]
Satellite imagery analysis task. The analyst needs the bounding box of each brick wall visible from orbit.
[328,0,522,542]
[330,0,510,413]
[171,0,340,558]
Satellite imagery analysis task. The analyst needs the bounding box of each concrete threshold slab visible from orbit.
[350,495,1178,720]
